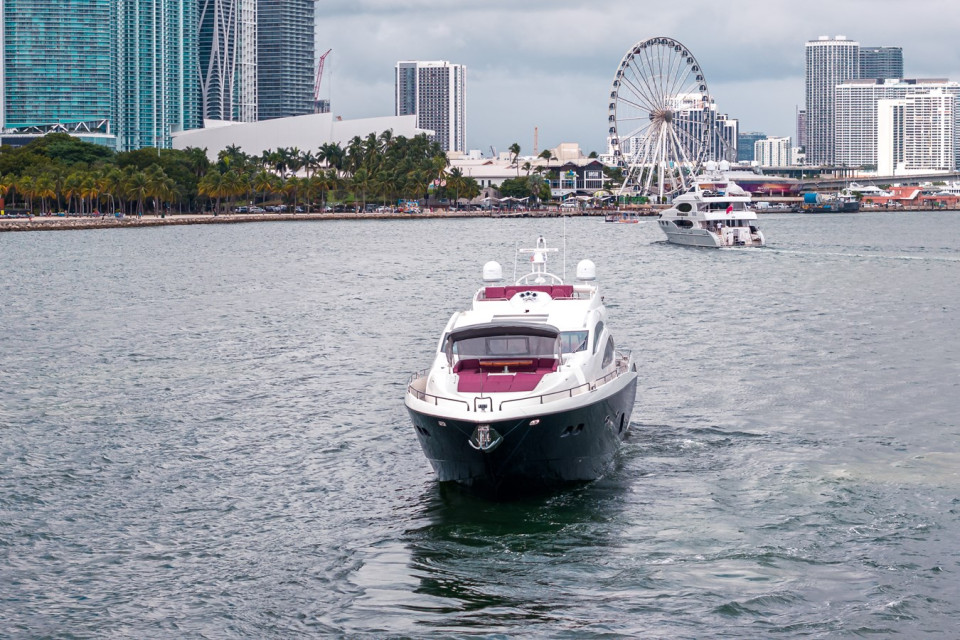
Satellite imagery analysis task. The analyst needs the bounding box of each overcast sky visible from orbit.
[315,0,960,156]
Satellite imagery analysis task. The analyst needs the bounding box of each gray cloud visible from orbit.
[316,0,960,153]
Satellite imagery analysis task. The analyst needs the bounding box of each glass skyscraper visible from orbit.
[2,0,116,142]
[115,0,201,150]
[257,0,314,120]
[199,0,257,122]
[2,0,200,150]
[860,47,903,81]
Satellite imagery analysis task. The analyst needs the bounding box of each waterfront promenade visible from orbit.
[0,208,632,232]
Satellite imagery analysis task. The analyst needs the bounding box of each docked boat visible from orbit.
[656,177,765,247]
[604,210,646,224]
[405,237,638,494]
[796,191,861,213]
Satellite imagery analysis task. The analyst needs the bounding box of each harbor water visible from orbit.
[2,212,959,637]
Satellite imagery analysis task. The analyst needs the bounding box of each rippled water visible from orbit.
[2,212,959,637]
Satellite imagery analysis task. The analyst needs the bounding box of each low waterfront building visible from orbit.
[171,113,426,161]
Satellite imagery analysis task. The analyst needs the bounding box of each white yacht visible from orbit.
[657,176,765,248]
[405,237,638,495]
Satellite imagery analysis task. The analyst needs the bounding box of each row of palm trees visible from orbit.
[0,131,484,216]
[0,165,175,216]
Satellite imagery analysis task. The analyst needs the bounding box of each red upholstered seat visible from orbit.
[456,371,485,392]
[500,285,574,299]
[481,375,515,392]
[511,373,545,391]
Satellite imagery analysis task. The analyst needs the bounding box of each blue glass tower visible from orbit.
[2,0,116,144]
[115,0,201,150]
[2,0,201,150]
[257,0,314,120]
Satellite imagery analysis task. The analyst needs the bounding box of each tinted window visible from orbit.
[560,331,588,354]
[602,336,615,368]
[593,321,605,354]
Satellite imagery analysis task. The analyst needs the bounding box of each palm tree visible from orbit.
[80,175,98,216]
[145,166,171,215]
[35,175,56,215]
[351,168,372,211]
[252,170,277,205]
[0,174,13,209]
[223,170,248,211]
[100,169,123,215]
[282,176,302,212]
[17,175,36,213]
[509,142,521,176]
[198,169,228,215]
[63,173,83,214]
[301,150,319,179]
[125,171,150,218]
[318,142,345,176]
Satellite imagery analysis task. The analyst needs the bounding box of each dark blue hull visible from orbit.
[407,377,638,495]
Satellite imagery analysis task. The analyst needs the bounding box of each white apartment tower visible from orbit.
[805,36,860,165]
[395,60,466,153]
[835,79,960,168]
[754,137,791,166]
[878,90,959,175]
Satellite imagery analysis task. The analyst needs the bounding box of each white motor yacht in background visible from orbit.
[657,171,765,248]
[405,237,638,495]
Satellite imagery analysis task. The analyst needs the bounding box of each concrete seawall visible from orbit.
[0,209,633,232]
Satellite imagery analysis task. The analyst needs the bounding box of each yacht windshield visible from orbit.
[445,324,561,365]
[451,334,558,361]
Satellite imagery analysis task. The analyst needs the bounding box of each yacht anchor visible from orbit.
[468,424,503,452]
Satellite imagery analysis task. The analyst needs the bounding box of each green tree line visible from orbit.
[0,131,483,215]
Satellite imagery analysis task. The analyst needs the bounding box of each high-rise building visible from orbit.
[670,95,737,162]
[878,89,959,175]
[796,109,806,149]
[805,35,860,165]
[737,132,766,162]
[257,0,314,120]
[395,60,466,153]
[2,0,201,150]
[199,0,258,122]
[835,78,960,168]
[115,0,202,151]
[1,0,117,146]
[755,137,791,166]
[860,46,903,80]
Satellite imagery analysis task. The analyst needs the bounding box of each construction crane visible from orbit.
[314,48,332,113]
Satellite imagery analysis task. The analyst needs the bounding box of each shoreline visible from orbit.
[0,209,631,232]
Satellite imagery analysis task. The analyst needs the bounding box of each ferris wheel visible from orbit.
[608,37,712,201]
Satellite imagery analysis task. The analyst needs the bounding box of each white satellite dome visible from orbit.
[482,261,503,282]
[576,259,596,281]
